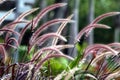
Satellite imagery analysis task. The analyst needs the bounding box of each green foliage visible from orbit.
[43,57,69,76]
[18,46,34,62]
[68,43,86,69]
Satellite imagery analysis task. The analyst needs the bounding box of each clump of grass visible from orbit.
[0,2,120,80]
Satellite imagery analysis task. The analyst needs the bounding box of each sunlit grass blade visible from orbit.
[32,3,67,30]
[52,14,73,45]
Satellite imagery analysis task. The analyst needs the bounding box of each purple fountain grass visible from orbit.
[3,21,29,29]
[83,44,118,57]
[31,45,74,62]
[52,14,73,45]
[75,24,110,43]
[91,12,120,24]
[0,1,119,80]
[97,55,120,79]
[31,47,65,62]
[0,43,16,49]
[28,33,67,53]
[30,19,73,43]
[0,28,20,44]
[0,8,15,25]
[0,28,20,36]
[14,8,38,22]
[3,8,38,45]
[32,3,67,30]
[6,8,39,30]
[108,42,120,49]
[18,3,68,40]
[5,37,19,48]
[91,51,116,66]
[75,12,120,43]
[0,21,28,43]
[34,33,67,44]
[19,3,69,45]
[86,12,120,38]
[18,23,31,44]
[84,43,120,80]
